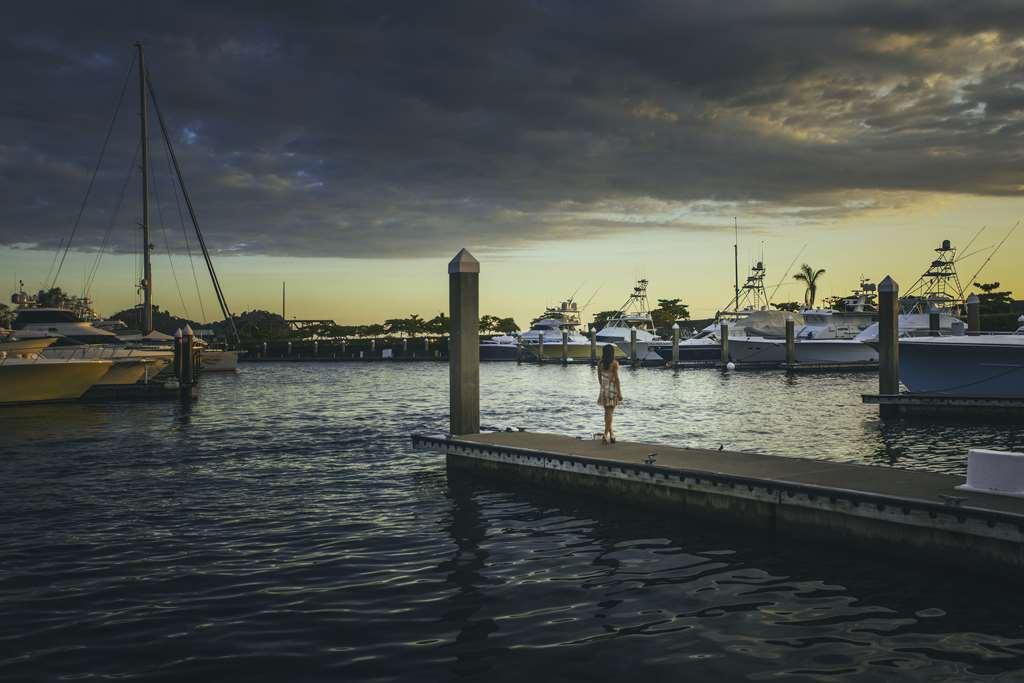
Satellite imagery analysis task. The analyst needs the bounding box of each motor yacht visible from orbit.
[520,299,611,362]
[0,357,113,404]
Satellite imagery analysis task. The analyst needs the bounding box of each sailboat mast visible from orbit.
[136,42,153,334]
[733,217,740,312]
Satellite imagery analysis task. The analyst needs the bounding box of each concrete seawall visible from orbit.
[413,432,1024,576]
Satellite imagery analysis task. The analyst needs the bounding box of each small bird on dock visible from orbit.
[718,444,724,451]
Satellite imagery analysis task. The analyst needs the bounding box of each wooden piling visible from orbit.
[878,276,900,412]
[967,294,980,334]
[630,327,638,367]
[448,248,480,435]
[929,312,940,336]
[538,331,545,365]
[561,330,568,365]
[590,327,597,366]
[785,316,795,365]
[720,322,730,364]
[671,323,679,367]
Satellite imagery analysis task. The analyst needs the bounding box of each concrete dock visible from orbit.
[413,430,1024,575]
[421,250,1024,576]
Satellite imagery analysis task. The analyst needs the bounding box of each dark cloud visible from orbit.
[2,0,1024,260]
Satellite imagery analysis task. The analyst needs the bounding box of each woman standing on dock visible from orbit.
[597,344,623,444]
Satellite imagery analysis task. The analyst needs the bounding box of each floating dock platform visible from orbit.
[413,431,1024,575]
[863,393,1024,420]
[81,382,197,401]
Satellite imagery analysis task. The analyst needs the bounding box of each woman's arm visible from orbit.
[612,361,622,397]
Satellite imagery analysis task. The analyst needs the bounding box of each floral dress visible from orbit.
[597,362,623,407]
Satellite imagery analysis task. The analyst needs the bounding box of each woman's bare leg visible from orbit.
[604,406,614,441]
[607,406,616,442]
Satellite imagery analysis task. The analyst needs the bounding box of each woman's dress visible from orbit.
[597,363,622,407]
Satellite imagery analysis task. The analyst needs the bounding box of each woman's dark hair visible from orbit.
[601,344,616,370]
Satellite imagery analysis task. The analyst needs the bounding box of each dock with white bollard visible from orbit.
[414,249,1024,576]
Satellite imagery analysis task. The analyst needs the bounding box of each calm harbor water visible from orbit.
[2,362,1024,681]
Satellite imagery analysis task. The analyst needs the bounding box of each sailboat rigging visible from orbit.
[43,43,238,348]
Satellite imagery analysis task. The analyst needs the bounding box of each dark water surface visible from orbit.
[2,363,1024,681]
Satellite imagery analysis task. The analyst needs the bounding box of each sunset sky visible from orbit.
[2,1,1022,327]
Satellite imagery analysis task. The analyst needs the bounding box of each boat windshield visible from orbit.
[14,309,80,324]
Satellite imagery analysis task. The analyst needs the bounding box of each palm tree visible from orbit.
[793,264,826,309]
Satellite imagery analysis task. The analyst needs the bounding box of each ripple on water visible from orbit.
[1,363,1023,682]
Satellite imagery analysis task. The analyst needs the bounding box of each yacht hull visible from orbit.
[480,344,518,361]
[96,359,158,386]
[724,338,878,364]
[653,342,720,363]
[521,343,621,362]
[0,359,113,404]
[899,339,1024,397]
[201,349,240,372]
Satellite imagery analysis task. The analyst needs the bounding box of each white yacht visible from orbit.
[520,299,612,362]
[0,357,113,404]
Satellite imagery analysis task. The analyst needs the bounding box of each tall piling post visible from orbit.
[590,326,597,366]
[424,337,430,353]
[878,276,900,411]
[785,316,795,366]
[340,339,347,356]
[538,332,545,365]
[181,324,196,395]
[720,322,730,365]
[630,326,638,368]
[261,341,267,358]
[286,341,292,358]
[403,338,408,355]
[561,330,569,365]
[967,294,980,334]
[449,248,480,435]
[173,328,183,380]
[671,323,679,367]
[313,341,319,357]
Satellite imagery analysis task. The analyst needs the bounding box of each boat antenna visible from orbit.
[733,217,740,313]
[769,243,807,303]
[137,42,154,334]
[965,220,1020,287]
[147,68,240,346]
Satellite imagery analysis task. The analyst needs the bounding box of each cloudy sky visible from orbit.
[2,1,1023,324]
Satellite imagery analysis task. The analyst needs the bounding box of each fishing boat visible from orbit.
[594,279,665,364]
[0,357,113,404]
[899,318,1024,397]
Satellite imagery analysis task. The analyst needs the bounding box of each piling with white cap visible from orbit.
[630,326,638,367]
[671,323,679,367]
